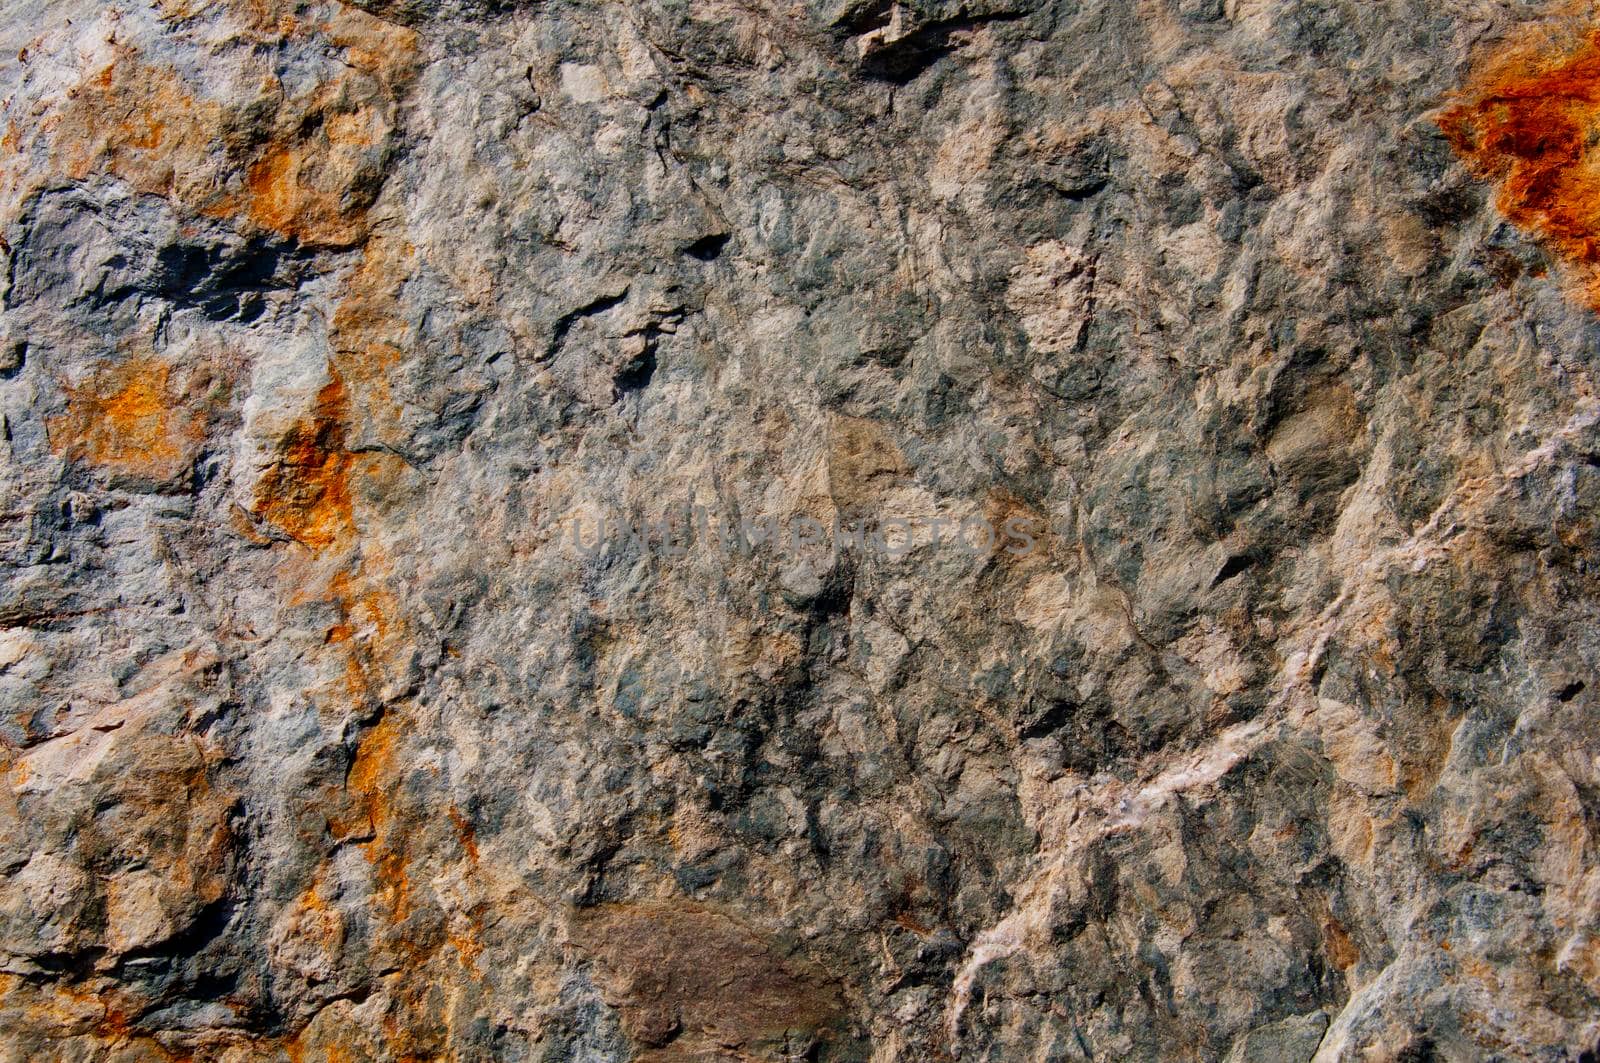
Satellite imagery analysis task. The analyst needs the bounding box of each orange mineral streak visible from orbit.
[15,7,465,1057]
[345,709,416,914]
[346,708,398,831]
[344,703,485,1053]
[315,567,409,717]
[1440,28,1600,306]
[328,233,417,449]
[244,219,466,1050]
[252,375,357,551]
[46,358,204,483]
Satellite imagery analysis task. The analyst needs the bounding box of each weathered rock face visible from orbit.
[3,0,1600,1058]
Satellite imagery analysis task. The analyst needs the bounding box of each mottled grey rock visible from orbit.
[1227,1009,1328,1063]
[3,0,1600,1059]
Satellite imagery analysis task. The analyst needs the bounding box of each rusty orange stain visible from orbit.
[237,101,390,249]
[252,373,356,551]
[19,8,479,1050]
[372,846,416,925]
[50,58,223,198]
[248,234,418,557]
[328,232,416,450]
[316,567,408,715]
[9,954,208,1060]
[157,0,300,39]
[243,145,303,236]
[346,708,398,816]
[343,708,417,924]
[1440,26,1600,307]
[446,895,489,972]
[334,568,397,650]
[448,926,484,968]
[47,357,204,483]
[11,3,418,250]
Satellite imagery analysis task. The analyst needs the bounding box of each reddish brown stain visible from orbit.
[895,911,933,937]
[448,806,480,864]
[1440,28,1600,306]
[1323,916,1360,971]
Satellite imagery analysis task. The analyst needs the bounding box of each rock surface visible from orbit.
[3,0,1600,1059]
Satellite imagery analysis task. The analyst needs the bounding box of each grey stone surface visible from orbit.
[1227,1010,1328,1063]
[2,0,1600,1059]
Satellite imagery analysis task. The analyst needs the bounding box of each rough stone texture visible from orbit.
[4,0,1600,1059]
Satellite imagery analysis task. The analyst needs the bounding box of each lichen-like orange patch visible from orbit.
[47,358,204,485]
[1440,28,1600,306]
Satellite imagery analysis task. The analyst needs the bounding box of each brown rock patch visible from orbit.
[827,415,909,517]
[571,901,857,1060]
